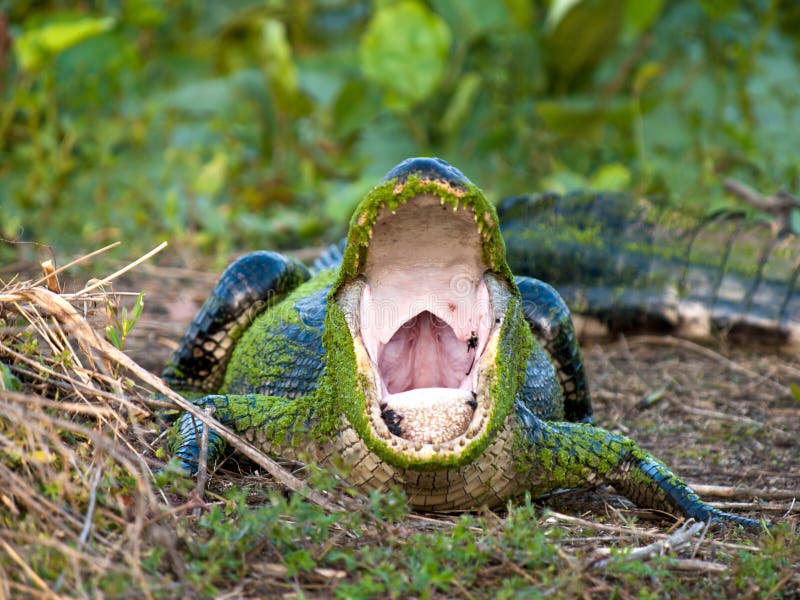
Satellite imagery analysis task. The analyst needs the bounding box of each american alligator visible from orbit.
[164,157,789,529]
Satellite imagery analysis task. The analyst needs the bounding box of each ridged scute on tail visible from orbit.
[499,192,800,349]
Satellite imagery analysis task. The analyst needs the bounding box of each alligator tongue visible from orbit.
[381,388,475,443]
[360,273,491,380]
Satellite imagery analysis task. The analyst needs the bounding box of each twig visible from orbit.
[544,510,661,538]
[782,497,796,520]
[4,531,121,584]
[544,511,759,552]
[723,178,800,235]
[689,518,712,559]
[78,467,103,548]
[680,405,763,426]
[29,242,121,289]
[40,259,60,293]
[0,341,146,421]
[0,389,117,418]
[69,241,168,296]
[669,558,727,573]
[689,484,800,501]
[592,520,706,569]
[0,540,61,599]
[709,501,797,513]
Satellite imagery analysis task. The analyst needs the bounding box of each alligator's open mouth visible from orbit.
[335,186,514,456]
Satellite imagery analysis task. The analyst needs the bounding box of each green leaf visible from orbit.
[440,72,482,134]
[131,292,145,323]
[359,0,452,112]
[623,0,666,40]
[259,17,311,116]
[194,152,229,197]
[545,0,584,31]
[791,382,800,405]
[589,163,631,191]
[14,16,115,72]
[0,363,22,392]
[106,326,122,350]
[260,18,298,96]
[543,0,625,90]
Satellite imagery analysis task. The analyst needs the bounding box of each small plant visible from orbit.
[0,362,21,392]
[105,292,144,351]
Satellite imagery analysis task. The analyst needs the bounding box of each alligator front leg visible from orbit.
[516,275,592,423]
[163,251,310,394]
[514,403,767,530]
[173,393,313,474]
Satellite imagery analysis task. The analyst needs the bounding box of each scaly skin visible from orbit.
[166,157,770,529]
[500,191,800,346]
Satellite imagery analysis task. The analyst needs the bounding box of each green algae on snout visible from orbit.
[331,175,516,295]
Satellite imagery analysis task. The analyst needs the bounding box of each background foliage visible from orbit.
[2,0,800,263]
[2,3,800,596]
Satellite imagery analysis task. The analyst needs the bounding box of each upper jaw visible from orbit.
[358,194,492,369]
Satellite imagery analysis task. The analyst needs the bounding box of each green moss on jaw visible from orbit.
[331,175,516,295]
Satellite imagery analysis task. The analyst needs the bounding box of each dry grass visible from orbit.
[0,248,798,598]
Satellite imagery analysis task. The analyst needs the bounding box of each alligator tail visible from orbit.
[499,192,800,348]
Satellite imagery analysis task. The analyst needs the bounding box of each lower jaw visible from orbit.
[379,387,476,443]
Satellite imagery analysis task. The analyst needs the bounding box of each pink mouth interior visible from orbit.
[380,311,473,393]
[355,195,494,443]
[360,280,492,397]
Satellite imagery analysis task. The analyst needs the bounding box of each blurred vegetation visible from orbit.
[2,0,800,265]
